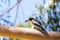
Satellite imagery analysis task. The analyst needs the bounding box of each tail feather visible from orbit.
[34,26,49,36]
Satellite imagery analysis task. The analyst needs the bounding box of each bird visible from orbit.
[25,17,49,35]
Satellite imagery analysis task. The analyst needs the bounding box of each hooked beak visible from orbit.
[25,20,29,22]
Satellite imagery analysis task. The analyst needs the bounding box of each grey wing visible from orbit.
[33,23,49,35]
[32,19,49,35]
[32,19,42,26]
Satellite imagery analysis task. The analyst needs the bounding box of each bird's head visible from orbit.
[25,17,34,22]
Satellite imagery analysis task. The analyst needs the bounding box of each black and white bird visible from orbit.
[25,17,49,35]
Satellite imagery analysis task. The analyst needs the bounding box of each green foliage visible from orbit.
[48,11,60,31]
[16,23,25,28]
[37,5,44,14]
[9,38,14,40]
[9,38,25,40]
[37,2,60,31]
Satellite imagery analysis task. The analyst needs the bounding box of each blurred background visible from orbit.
[0,0,60,40]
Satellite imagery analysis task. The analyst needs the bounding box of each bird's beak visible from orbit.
[25,20,29,22]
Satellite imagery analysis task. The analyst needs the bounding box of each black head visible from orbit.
[25,17,34,22]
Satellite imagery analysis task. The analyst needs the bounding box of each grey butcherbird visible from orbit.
[25,17,49,35]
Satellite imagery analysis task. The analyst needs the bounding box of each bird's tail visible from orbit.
[34,26,49,36]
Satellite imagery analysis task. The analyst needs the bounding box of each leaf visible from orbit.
[37,6,43,14]
[9,38,14,40]
[16,24,25,28]
[50,26,57,31]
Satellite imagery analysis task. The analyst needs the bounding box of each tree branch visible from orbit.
[0,25,60,40]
